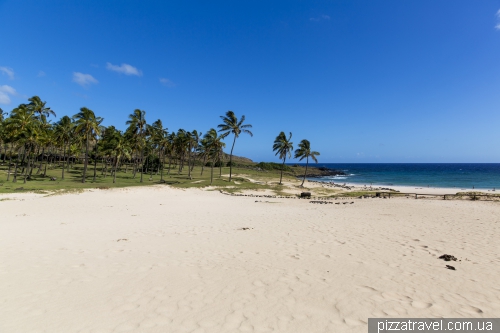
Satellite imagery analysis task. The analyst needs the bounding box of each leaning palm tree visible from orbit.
[217,110,252,182]
[294,139,320,187]
[73,107,103,183]
[126,109,147,182]
[272,131,294,185]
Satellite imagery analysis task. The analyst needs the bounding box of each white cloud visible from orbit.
[0,85,17,104]
[106,62,143,76]
[37,70,46,77]
[72,72,98,87]
[310,15,330,22]
[159,78,176,87]
[0,67,15,80]
[495,10,500,29]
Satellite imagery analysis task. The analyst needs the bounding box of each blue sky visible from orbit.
[1,0,500,162]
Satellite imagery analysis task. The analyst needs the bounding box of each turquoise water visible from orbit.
[294,163,500,189]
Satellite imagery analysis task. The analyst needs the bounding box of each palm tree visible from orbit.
[294,139,320,187]
[187,130,201,179]
[73,107,103,183]
[273,131,294,185]
[34,115,52,176]
[217,110,253,182]
[203,128,226,185]
[4,104,38,182]
[54,116,74,180]
[103,129,131,183]
[147,119,168,180]
[28,96,56,118]
[126,109,147,182]
[198,137,211,176]
[165,132,176,176]
[19,124,40,183]
[175,129,188,174]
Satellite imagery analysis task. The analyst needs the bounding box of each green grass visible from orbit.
[0,158,359,199]
[0,160,306,195]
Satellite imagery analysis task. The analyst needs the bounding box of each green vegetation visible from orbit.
[256,162,293,172]
[0,96,327,196]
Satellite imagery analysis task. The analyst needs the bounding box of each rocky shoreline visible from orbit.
[297,167,346,178]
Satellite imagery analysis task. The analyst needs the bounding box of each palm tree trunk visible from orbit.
[140,148,144,182]
[61,142,67,180]
[113,157,118,183]
[43,159,48,177]
[6,148,13,181]
[156,149,161,175]
[160,150,165,181]
[132,154,137,178]
[210,157,215,185]
[279,156,287,185]
[200,156,207,176]
[20,145,27,175]
[188,144,192,179]
[167,155,172,176]
[150,155,154,180]
[12,148,20,183]
[228,135,236,181]
[37,147,44,174]
[178,153,183,174]
[101,158,106,175]
[29,145,37,177]
[219,150,223,177]
[301,156,309,187]
[93,153,98,181]
[82,133,89,183]
[24,146,33,183]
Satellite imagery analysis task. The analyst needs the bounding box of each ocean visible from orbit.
[292,163,500,190]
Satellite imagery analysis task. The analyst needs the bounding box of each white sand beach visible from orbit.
[1,186,499,333]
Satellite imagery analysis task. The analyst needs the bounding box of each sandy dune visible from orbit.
[1,186,499,333]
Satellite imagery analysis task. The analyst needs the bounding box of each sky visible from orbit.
[1,0,500,163]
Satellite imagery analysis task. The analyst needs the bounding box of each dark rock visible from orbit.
[446,265,456,270]
[301,170,346,178]
[439,254,458,261]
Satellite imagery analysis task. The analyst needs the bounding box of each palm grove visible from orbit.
[0,96,319,187]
